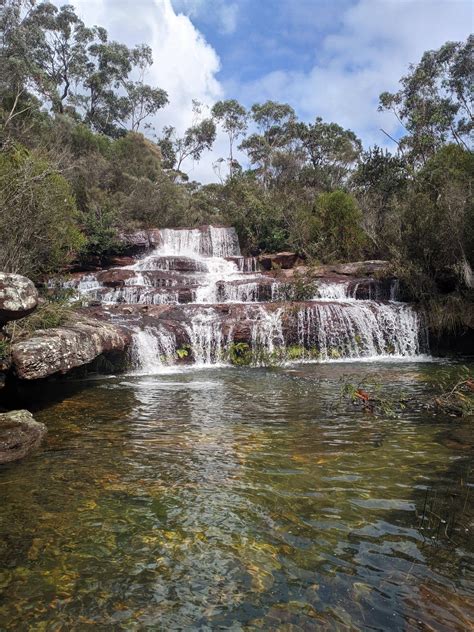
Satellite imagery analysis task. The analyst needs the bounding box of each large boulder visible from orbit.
[0,409,47,464]
[259,252,299,271]
[11,316,131,380]
[0,273,38,325]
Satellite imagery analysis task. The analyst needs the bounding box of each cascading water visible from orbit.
[296,302,425,360]
[130,326,177,373]
[55,225,428,370]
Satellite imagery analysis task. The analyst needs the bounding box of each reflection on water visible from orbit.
[0,362,473,630]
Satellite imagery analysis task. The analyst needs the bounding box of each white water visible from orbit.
[131,326,176,373]
[51,226,427,369]
[315,282,353,300]
[296,301,424,359]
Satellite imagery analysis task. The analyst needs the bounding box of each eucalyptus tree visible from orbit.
[159,101,216,175]
[379,35,473,163]
[296,117,362,190]
[1,1,168,137]
[239,100,297,187]
[211,99,248,177]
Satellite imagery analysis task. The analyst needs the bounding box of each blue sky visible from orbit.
[68,0,473,181]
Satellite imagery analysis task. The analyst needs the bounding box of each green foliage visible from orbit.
[296,117,362,189]
[286,345,305,360]
[379,35,473,162]
[176,346,190,360]
[394,145,473,295]
[7,298,74,339]
[0,145,84,279]
[311,191,367,262]
[0,339,10,361]
[227,342,252,366]
[275,271,316,301]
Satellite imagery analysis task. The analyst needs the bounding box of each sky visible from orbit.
[65,0,472,182]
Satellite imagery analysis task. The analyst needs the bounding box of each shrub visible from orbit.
[0,145,84,279]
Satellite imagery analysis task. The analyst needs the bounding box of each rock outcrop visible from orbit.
[11,316,131,380]
[0,409,47,464]
[0,273,38,325]
[259,252,299,270]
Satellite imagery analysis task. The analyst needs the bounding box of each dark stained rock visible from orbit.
[259,252,299,271]
[119,230,151,253]
[0,273,38,325]
[96,269,136,288]
[0,409,47,464]
[106,256,137,268]
[11,315,131,380]
[328,260,391,276]
[144,256,208,273]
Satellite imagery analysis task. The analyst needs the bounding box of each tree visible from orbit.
[379,36,473,163]
[22,2,93,114]
[297,117,362,189]
[158,101,216,175]
[352,146,408,256]
[0,0,42,134]
[399,145,473,292]
[1,2,168,138]
[240,100,297,187]
[211,99,247,177]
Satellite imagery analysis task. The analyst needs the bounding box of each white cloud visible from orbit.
[55,0,472,181]
[232,0,473,149]
[66,0,224,181]
[172,0,239,35]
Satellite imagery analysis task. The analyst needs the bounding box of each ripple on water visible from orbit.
[0,360,472,630]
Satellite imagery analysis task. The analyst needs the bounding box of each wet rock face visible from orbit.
[11,316,131,380]
[96,269,136,288]
[0,409,47,464]
[259,252,299,271]
[0,273,38,325]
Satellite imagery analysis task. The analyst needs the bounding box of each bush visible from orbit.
[0,145,84,279]
[311,190,367,262]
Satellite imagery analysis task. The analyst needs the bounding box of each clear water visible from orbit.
[0,361,473,630]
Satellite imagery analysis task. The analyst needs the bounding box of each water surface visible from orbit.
[0,361,473,630]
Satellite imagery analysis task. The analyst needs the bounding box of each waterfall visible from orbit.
[296,302,424,360]
[51,224,428,369]
[184,310,226,365]
[158,226,241,258]
[131,326,176,373]
[251,307,285,356]
[315,281,353,300]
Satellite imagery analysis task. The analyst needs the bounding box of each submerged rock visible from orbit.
[0,273,38,325]
[0,409,47,464]
[11,316,131,380]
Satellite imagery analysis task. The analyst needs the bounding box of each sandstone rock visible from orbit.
[106,256,137,268]
[119,230,151,253]
[0,409,47,464]
[259,252,299,271]
[11,316,131,380]
[326,260,390,276]
[0,273,38,325]
[96,268,136,288]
